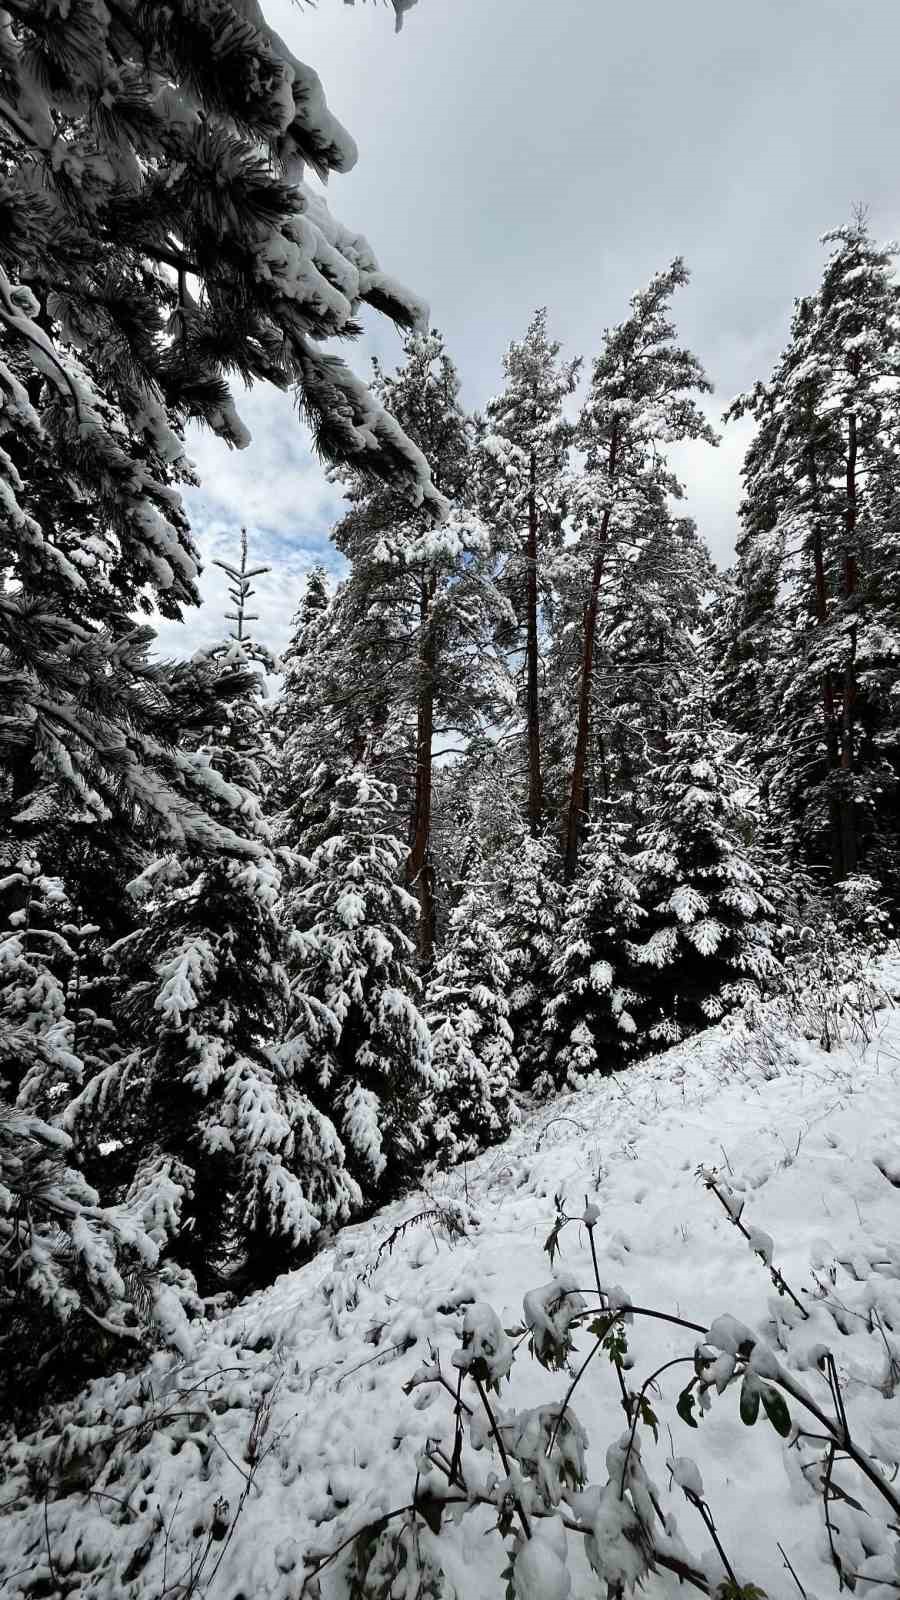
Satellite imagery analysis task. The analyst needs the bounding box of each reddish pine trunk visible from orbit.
[525,448,543,836]
[407,572,437,966]
[563,428,619,881]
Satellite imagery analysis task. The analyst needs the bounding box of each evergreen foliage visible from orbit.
[0,854,192,1419]
[65,628,358,1292]
[478,309,580,835]
[539,814,645,1092]
[722,218,900,900]
[561,259,718,877]
[0,0,440,501]
[628,711,779,1043]
[492,829,565,1082]
[283,767,435,1203]
[2,39,899,1445]
[283,331,511,961]
[426,868,519,1163]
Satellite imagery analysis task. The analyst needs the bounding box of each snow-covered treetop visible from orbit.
[576,260,718,519]
[480,307,580,536]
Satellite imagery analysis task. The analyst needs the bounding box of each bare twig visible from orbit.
[701,1169,810,1320]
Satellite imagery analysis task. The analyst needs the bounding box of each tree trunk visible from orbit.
[408,572,437,967]
[807,437,846,883]
[563,427,619,881]
[525,447,543,836]
[838,408,859,877]
[811,517,845,881]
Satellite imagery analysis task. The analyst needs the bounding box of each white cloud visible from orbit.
[151,0,900,657]
[150,385,347,660]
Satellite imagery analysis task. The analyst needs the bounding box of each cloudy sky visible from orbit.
[158,0,900,659]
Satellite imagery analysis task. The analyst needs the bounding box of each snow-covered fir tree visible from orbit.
[84,840,357,1290]
[491,828,565,1081]
[277,566,332,743]
[628,706,779,1044]
[318,331,512,964]
[283,767,435,1203]
[0,855,194,1419]
[547,502,717,821]
[426,866,519,1164]
[64,561,359,1292]
[538,811,645,1093]
[562,261,718,877]
[0,0,441,521]
[723,218,900,901]
[478,309,580,835]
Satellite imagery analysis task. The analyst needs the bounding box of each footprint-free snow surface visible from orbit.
[3,985,900,1599]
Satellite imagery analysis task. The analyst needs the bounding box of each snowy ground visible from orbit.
[2,978,900,1599]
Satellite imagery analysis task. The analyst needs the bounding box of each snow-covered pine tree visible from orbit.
[0,0,441,514]
[538,811,645,1093]
[279,566,332,733]
[491,828,565,1082]
[478,310,580,836]
[594,515,717,804]
[0,595,286,1376]
[724,218,900,900]
[562,261,718,878]
[66,543,358,1291]
[628,706,778,1044]
[84,842,357,1291]
[302,331,512,964]
[0,855,194,1420]
[547,499,717,821]
[426,867,519,1165]
[272,567,343,847]
[284,767,434,1204]
[0,2,442,942]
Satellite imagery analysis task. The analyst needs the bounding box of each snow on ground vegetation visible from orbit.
[2,971,900,1600]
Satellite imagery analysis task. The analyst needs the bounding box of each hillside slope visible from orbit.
[3,977,900,1600]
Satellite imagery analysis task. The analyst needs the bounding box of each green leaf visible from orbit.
[414,1489,444,1535]
[677,1386,698,1428]
[604,1325,629,1365]
[544,1220,564,1266]
[640,1396,660,1442]
[760,1386,792,1438]
[739,1374,760,1426]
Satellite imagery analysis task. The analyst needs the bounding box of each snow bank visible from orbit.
[2,976,900,1597]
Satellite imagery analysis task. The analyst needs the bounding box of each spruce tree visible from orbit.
[426,871,519,1165]
[297,332,511,964]
[0,0,441,513]
[492,828,565,1081]
[628,709,778,1044]
[64,541,358,1291]
[562,261,717,878]
[538,814,645,1093]
[724,218,900,899]
[273,566,342,830]
[548,503,717,820]
[81,843,356,1290]
[284,767,435,1204]
[478,310,580,836]
[0,855,194,1417]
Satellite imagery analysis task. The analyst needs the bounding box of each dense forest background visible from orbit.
[1,0,898,1434]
